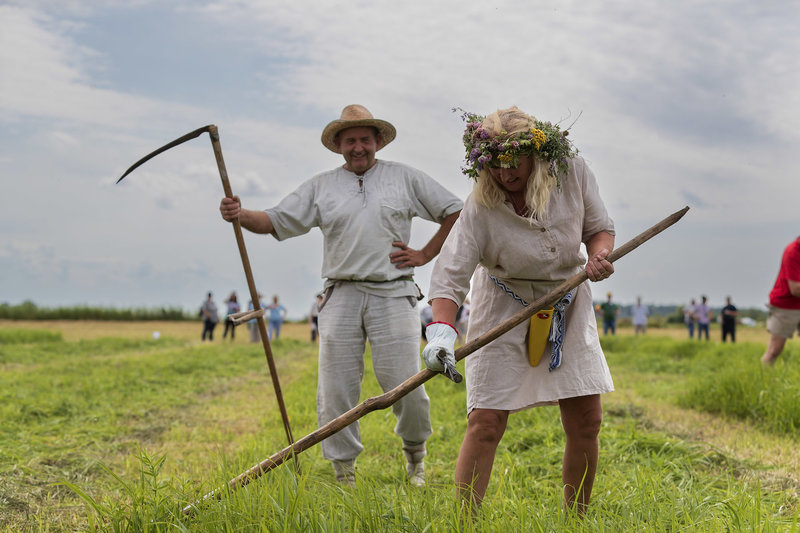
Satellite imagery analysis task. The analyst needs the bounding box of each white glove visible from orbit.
[422,322,458,372]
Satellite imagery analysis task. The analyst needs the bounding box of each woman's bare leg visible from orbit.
[559,394,602,513]
[454,409,508,508]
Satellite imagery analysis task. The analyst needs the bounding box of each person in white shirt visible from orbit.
[219,105,463,486]
[632,296,649,335]
[695,295,713,341]
[683,298,697,338]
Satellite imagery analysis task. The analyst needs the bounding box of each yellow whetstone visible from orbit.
[528,307,554,366]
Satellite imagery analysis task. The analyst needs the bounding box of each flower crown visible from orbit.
[455,108,579,187]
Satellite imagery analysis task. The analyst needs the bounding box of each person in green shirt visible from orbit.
[596,292,619,335]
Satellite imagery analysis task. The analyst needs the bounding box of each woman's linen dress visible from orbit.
[428,156,615,413]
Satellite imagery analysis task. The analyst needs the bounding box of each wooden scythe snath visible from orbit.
[116,125,296,455]
[181,205,690,516]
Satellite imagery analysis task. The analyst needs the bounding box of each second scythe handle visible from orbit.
[206,125,296,451]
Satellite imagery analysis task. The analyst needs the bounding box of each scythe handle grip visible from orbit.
[437,349,463,383]
[207,125,234,199]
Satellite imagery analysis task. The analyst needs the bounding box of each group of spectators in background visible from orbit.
[199,291,288,342]
[680,295,738,342]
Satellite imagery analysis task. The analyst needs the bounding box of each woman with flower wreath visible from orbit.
[422,106,615,513]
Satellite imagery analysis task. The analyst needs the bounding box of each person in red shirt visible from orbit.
[761,237,800,365]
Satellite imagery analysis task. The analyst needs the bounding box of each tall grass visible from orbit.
[600,335,800,436]
[680,345,800,435]
[2,324,799,531]
[57,415,800,532]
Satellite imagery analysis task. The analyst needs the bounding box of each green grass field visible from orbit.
[1,320,799,531]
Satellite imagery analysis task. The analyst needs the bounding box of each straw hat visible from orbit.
[321,104,396,153]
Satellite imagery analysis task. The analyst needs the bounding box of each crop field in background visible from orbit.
[1,319,799,531]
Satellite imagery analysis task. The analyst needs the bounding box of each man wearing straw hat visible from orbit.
[220,104,463,486]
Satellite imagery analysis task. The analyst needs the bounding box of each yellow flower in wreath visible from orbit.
[530,128,546,149]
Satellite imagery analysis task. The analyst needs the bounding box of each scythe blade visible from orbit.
[116,125,213,183]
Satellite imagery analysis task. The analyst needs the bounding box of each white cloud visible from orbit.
[0,4,211,133]
[1,0,798,316]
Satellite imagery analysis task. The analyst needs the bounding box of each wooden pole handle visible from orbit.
[207,126,296,450]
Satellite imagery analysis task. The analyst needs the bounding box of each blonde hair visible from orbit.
[472,106,557,221]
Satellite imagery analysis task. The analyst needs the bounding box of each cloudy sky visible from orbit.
[1,1,798,319]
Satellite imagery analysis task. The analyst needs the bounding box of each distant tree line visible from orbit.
[0,300,194,321]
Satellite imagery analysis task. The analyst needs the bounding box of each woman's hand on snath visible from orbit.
[585,248,614,282]
[422,322,458,372]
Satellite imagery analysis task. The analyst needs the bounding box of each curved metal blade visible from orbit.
[116,125,214,183]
